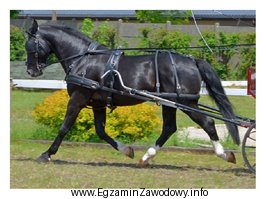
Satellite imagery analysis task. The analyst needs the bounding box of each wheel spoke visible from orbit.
[247,137,256,142]
[245,145,256,149]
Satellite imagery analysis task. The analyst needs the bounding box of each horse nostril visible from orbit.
[27,69,33,76]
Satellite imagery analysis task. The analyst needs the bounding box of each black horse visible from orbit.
[25,20,239,166]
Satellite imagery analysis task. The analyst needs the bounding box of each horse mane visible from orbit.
[39,24,93,43]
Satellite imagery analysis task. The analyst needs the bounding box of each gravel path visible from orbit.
[179,124,255,146]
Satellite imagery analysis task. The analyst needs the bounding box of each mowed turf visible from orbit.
[10,140,255,189]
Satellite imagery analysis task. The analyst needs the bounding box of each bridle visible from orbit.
[25,31,51,73]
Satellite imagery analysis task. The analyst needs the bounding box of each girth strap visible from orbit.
[104,48,123,73]
[167,51,182,95]
[102,48,124,112]
[155,50,160,93]
[154,51,182,96]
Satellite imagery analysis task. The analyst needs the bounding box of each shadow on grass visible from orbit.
[12,157,255,177]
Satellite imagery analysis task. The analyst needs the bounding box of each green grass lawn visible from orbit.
[10,89,256,189]
[10,89,52,140]
[10,140,255,189]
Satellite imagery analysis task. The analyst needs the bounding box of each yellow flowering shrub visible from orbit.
[32,90,162,143]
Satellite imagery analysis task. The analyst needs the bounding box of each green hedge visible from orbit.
[80,18,126,49]
[138,27,192,55]
[10,25,26,61]
[138,27,255,80]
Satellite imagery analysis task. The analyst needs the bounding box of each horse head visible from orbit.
[25,19,52,77]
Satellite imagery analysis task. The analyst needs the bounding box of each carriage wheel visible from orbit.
[242,123,256,173]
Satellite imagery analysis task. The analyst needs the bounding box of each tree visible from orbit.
[10,10,20,19]
[135,10,190,24]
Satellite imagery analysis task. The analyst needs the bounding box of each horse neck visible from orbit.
[39,27,92,72]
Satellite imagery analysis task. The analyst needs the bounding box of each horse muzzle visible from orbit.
[27,68,43,77]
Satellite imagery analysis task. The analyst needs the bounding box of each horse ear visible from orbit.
[30,19,38,34]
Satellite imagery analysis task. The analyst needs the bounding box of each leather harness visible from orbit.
[102,48,123,111]
[65,44,197,111]
[154,50,182,96]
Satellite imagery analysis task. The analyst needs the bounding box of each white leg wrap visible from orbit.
[211,140,227,160]
[142,146,160,162]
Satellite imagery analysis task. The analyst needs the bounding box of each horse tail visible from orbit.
[195,59,240,145]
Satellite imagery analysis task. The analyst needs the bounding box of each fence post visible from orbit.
[52,10,57,21]
[166,20,171,31]
[214,22,220,32]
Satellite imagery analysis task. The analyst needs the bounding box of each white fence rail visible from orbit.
[12,79,67,89]
[11,79,248,96]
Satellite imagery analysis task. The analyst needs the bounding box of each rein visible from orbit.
[39,44,114,70]
[43,48,177,70]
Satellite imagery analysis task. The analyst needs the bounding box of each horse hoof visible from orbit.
[125,146,134,159]
[138,159,150,168]
[36,153,51,163]
[226,151,236,164]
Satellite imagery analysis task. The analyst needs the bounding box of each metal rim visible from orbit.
[242,123,256,173]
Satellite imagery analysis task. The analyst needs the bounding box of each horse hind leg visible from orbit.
[92,107,134,159]
[182,104,236,164]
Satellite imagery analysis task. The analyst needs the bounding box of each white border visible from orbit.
[4,0,260,10]
[2,1,264,198]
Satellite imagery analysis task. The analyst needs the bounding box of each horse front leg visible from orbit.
[37,92,85,163]
[93,107,134,159]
